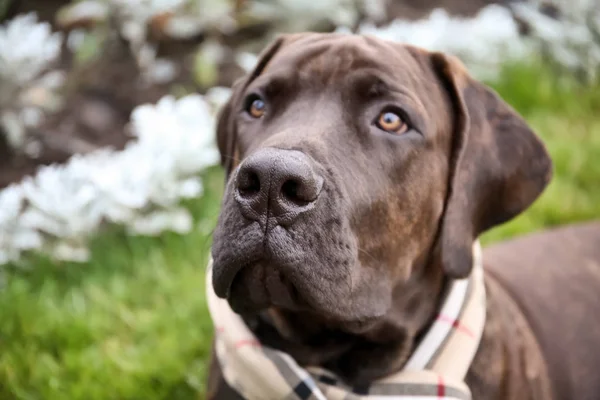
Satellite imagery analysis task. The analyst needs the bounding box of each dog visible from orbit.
[206,32,600,400]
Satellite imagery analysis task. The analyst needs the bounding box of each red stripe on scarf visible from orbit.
[437,375,445,398]
[235,339,260,348]
[437,314,475,338]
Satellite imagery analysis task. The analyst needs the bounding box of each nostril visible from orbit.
[281,178,314,206]
[238,170,261,197]
[282,179,300,201]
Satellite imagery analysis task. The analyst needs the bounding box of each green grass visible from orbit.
[1,62,599,399]
[0,171,224,400]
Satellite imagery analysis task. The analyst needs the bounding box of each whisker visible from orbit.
[357,247,377,263]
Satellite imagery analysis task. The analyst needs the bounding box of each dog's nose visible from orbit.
[235,148,323,224]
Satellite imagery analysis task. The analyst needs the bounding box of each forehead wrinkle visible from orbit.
[256,35,430,114]
[347,69,403,97]
[274,39,391,87]
[246,67,297,93]
[343,68,427,112]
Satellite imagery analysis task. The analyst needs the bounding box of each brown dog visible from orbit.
[207,32,600,400]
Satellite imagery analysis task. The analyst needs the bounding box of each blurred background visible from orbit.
[0,0,598,398]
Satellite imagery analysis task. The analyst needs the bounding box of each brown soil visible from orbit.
[0,90,132,188]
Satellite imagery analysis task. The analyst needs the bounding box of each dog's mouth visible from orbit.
[227,262,306,314]
[220,261,385,335]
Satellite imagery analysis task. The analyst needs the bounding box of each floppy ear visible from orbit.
[216,36,287,179]
[431,53,553,278]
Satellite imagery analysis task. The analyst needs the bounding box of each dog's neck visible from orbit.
[242,254,446,385]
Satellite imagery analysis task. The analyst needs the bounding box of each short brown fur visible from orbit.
[208,33,600,400]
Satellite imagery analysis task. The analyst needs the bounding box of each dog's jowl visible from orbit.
[207,32,600,400]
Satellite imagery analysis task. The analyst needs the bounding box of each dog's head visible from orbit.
[211,33,552,327]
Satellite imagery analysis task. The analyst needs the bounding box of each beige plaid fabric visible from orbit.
[206,241,485,400]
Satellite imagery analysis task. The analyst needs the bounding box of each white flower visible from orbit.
[113,0,232,40]
[0,94,221,265]
[0,185,24,227]
[0,185,29,264]
[0,111,26,149]
[236,52,259,73]
[0,13,63,89]
[128,208,193,235]
[205,86,232,114]
[247,0,359,31]
[113,0,187,17]
[512,2,600,82]
[145,58,178,84]
[52,243,90,263]
[361,0,387,24]
[0,13,66,152]
[56,0,110,28]
[352,5,530,80]
[130,94,220,172]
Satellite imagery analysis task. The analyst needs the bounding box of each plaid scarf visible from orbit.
[206,242,485,400]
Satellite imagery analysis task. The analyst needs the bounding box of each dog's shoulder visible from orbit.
[482,222,600,400]
[467,272,553,400]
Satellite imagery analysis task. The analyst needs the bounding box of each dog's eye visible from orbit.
[376,111,408,134]
[245,95,266,118]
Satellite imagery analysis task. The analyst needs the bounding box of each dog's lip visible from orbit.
[226,261,306,311]
[218,260,389,330]
[213,255,390,325]
[337,315,382,334]
[265,269,302,308]
[212,259,252,298]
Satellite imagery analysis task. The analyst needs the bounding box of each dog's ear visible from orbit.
[431,53,553,278]
[216,36,287,179]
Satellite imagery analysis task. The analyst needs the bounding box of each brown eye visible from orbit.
[376,111,408,134]
[247,96,266,118]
